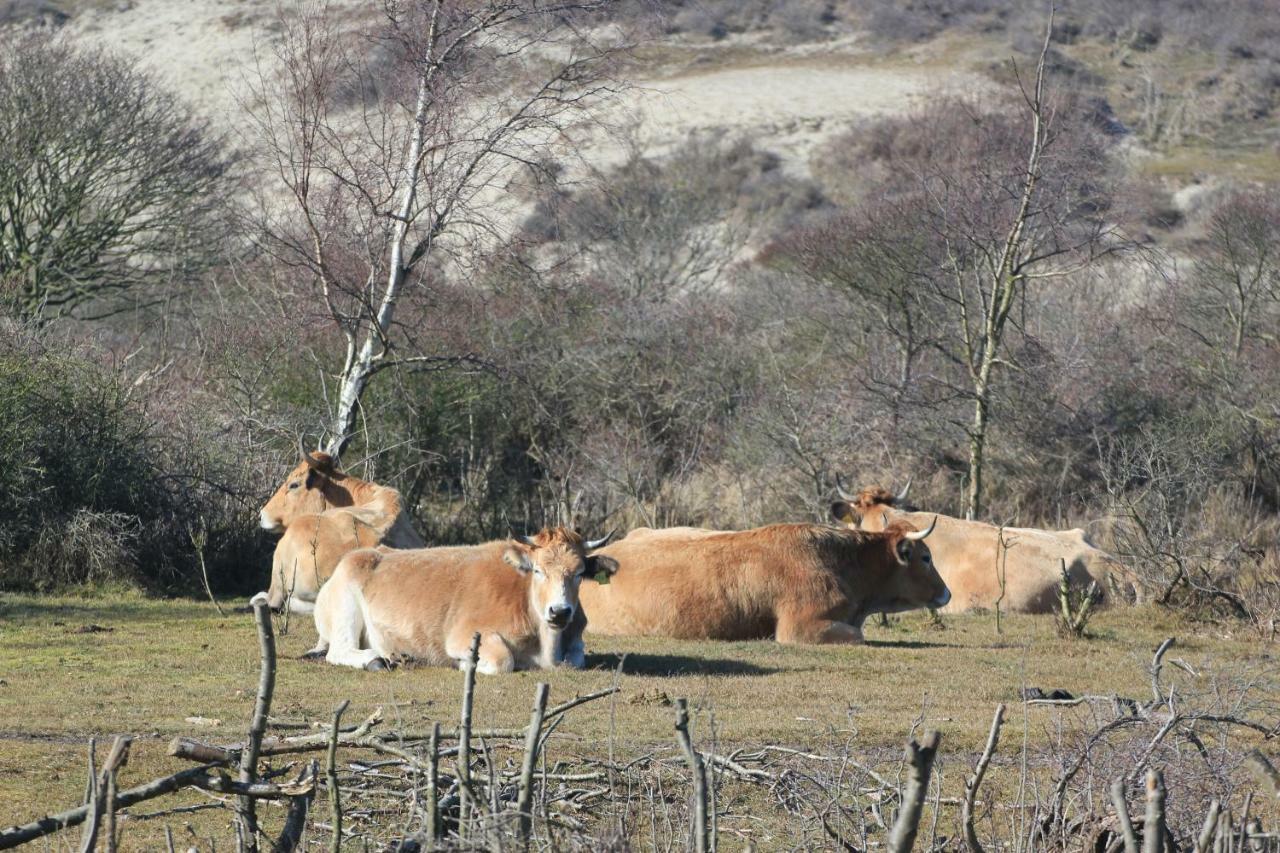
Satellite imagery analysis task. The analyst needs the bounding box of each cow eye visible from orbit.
[288,481,301,490]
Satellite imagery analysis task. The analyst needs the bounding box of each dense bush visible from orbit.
[0,325,272,592]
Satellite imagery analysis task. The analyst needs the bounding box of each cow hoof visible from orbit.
[365,657,391,672]
[299,648,328,662]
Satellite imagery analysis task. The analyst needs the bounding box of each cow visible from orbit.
[310,527,617,673]
[253,446,425,613]
[830,480,1135,613]
[576,520,949,643]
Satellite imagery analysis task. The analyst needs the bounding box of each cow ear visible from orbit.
[830,501,858,524]
[503,543,533,573]
[585,554,619,583]
[305,468,326,488]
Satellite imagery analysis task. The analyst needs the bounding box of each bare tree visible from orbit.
[0,33,233,321]
[1185,191,1280,360]
[246,0,630,458]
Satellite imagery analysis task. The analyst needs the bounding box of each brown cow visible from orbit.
[830,481,1135,613]
[577,520,948,643]
[311,527,616,673]
[254,449,424,613]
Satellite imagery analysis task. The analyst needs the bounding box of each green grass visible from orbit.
[0,593,1272,849]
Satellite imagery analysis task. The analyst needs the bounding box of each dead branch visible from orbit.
[674,698,709,853]
[326,701,349,853]
[517,682,550,847]
[888,731,941,853]
[1142,769,1166,853]
[1111,777,1140,853]
[963,705,1005,853]
[239,599,277,852]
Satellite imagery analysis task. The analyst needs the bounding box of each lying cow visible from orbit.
[254,446,424,613]
[578,520,948,643]
[831,480,1135,613]
[311,527,616,673]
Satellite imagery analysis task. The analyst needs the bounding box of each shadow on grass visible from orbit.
[864,639,958,649]
[585,651,776,677]
[0,594,228,625]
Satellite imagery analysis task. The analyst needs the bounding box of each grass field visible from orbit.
[1,593,1275,850]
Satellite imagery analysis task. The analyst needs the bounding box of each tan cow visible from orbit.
[254,449,424,613]
[577,520,948,643]
[311,527,616,673]
[830,481,1134,613]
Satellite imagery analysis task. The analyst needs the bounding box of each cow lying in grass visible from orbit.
[310,527,616,673]
[254,446,424,613]
[578,520,947,643]
[831,480,1138,613]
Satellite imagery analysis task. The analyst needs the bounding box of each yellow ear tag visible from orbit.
[593,570,611,585]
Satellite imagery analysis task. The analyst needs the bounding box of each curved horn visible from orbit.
[510,529,537,547]
[903,515,937,541]
[895,476,913,504]
[585,529,615,551]
[297,434,310,462]
[834,474,857,502]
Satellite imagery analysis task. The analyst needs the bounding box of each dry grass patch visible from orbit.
[0,593,1273,849]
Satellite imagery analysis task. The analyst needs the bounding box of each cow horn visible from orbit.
[834,474,857,502]
[904,515,937,541]
[510,529,537,547]
[297,434,310,462]
[895,477,913,503]
[585,529,615,550]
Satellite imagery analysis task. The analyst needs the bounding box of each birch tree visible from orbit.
[247,0,628,457]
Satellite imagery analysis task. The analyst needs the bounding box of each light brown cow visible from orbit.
[830,482,1134,614]
[311,527,616,673]
[254,450,424,613]
[577,520,948,643]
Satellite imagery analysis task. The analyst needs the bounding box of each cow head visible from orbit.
[258,447,352,533]
[872,517,951,612]
[830,477,915,528]
[503,527,618,631]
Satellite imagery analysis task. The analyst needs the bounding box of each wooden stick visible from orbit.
[517,683,550,847]
[1111,777,1140,853]
[457,633,480,840]
[425,722,440,841]
[1194,800,1221,853]
[674,698,708,853]
[1150,638,1176,706]
[239,598,277,853]
[1143,769,1166,853]
[0,763,219,849]
[888,731,941,853]
[963,704,1005,853]
[77,739,100,853]
[327,701,350,853]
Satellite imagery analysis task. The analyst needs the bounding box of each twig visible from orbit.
[517,683,550,847]
[273,760,316,853]
[674,699,708,853]
[963,705,1005,853]
[1194,800,1221,853]
[457,632,480,840]
[77,739,100,853]
[425,722,440,842]
[1150,638,1176,705]
[888,731,941,853]
[327,701,350,853]
[1143,769,1166,853]
[239,599,277,852]
[1111,777,1139,853]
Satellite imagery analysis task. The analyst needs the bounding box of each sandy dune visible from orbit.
[69,0,987,174]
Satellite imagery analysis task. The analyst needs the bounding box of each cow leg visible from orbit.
[776,617,865,645]
[287,596,315,615]
[320,585,386,671]
[448,632,515,675]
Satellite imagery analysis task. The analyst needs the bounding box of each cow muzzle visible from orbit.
[545,604,574,630]
[931,587,952,609]
[259,509,283,533]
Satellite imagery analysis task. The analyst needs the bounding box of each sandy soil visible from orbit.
[68,0,989,173]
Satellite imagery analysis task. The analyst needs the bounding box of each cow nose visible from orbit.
[932,587,951,608]
[259,510,281,532]
[546,605,573,627]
